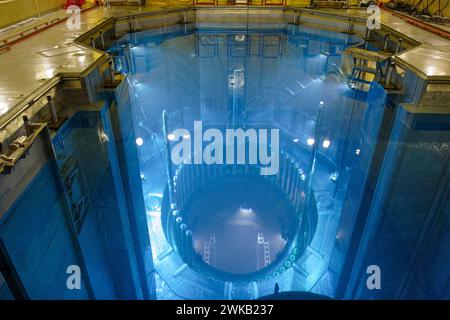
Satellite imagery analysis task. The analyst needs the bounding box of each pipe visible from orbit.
[290,163,300,204]
[276,150,284,187]
[113,22,117,40]
[383,34,389,51]
[395,38,402,55]
[294,168,304,212]
[47,95,58,124]
[129,17,135,33]
[169,209,179,249]
[302,101,324,214]
[185,230,194,266]
[108,60,115,84]
[99,31,105,49]
[285,159,294,197]
[174,215,183,249]
[383,58,390,79]
[90,36,96,49]
[345,18,353,34]
[162,110,175,209]
[179,223,188,259]
[22,115,31,136]
[385,61,395,87]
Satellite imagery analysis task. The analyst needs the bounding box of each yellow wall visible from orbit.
[0,0,66,28]
[205,0,352,6]
[212,0,449,17]
[416,1,450,17]
[1,0,447,30]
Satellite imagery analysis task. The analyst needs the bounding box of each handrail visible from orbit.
[113,6,192,21]
[0,4,98,49]
[0,122,47,174]
[0,77,62,130]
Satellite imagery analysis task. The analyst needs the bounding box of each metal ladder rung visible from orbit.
[349,75,372,84]
[354,64,377,74]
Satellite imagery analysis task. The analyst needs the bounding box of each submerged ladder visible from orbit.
[203,233,216,265]
[344,46,392,91]
[263,243,271,267]
[257,233,271,269]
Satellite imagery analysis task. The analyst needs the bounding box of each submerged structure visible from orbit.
[0,1,449,300]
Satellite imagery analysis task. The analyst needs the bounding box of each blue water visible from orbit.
[111,24,370,299]
[0,21,446,301]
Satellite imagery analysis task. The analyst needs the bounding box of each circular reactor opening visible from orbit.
[185,175,296,276]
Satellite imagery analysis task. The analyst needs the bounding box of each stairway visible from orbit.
[344,47,392,92]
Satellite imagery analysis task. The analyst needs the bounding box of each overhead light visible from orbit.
[293,138,299,143]
[0,101,8,114]
[322,139,331,148]
[307,138,315,146]
[330,171,339,182]
[355,148,361,155]
[136,137,144,146]
[99,131,109,143]
[238,207,255,216]
[235,34,246,42]
[167,133,176,141]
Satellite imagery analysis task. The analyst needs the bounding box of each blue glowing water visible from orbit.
[111,24,369,299]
